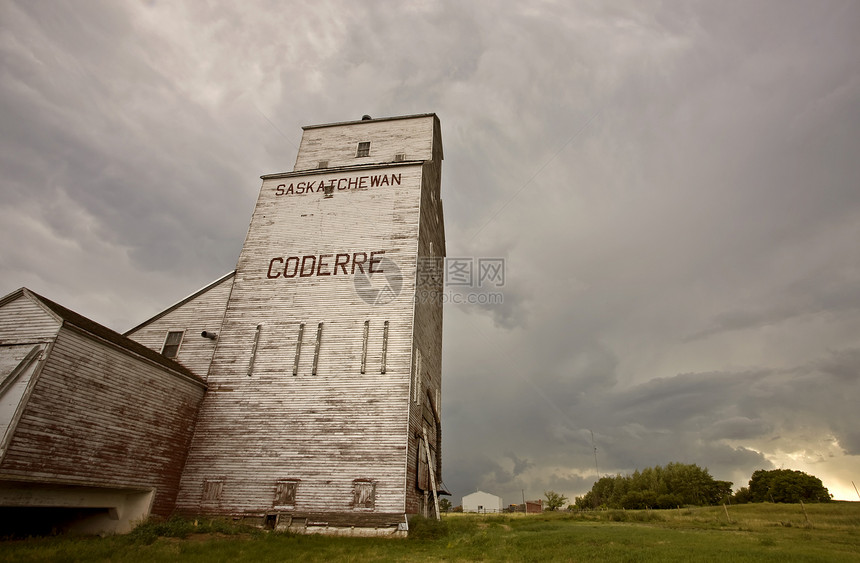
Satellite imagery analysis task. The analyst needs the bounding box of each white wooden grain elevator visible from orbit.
[127,113,446,534]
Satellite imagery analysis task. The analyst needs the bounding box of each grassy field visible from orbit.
[2,502,858,562]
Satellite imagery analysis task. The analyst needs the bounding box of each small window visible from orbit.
[356,142,371,157]
[353,479,376,510]
[202,480,223,502]
[161,330,184,358]
[394,153,405,162]
[274,480,299,507]
[318,160,328,169]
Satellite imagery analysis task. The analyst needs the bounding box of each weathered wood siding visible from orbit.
[125,273,235,378]
[0,325,205,517]
[0,343,47,456]
[176,115,444,522]
[0,293,61,345]
[406,156,446,515]
[0,293,60,458]
[294,115,436,172]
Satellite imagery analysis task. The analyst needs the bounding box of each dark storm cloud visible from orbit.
[2,0,859,501]
[815,347,860,383]
[688,273,860,341]
[1,2,251,273]
[445,343,859,500]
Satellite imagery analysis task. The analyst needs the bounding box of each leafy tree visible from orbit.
[732,487,753,504]
[544,490,569,511]
[573,463,732,509]
[655,493,683,509]
[747,469,831,503]
[621,490,657,510]
[709,480,734,505]
[439,498,452,513]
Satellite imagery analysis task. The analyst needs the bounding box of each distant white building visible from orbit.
[462,490,503,513]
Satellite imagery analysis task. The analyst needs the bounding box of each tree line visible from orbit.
[571,464,830,510]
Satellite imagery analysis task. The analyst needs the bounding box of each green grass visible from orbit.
[2,502,859,562]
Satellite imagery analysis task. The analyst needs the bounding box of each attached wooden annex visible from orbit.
[0,288,206,535]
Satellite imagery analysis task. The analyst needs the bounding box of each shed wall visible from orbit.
[0,294,60,458]
[125,273,234,377]
[0,294,60,345]
[1,343,47,453]
[0,326,205,517]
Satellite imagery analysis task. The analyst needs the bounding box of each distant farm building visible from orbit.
[525,499,543,513]
[0,114,447,536]
[508,500,544,513]
[462,491,503,513]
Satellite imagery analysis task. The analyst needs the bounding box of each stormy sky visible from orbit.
[2,1,858,503]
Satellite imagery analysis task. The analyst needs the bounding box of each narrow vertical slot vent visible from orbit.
[361,320,369,374]
[293,323,305,376]
[312,322,323,375]
[381,321,389,374]
[248,324,262,377]
[412,348,423,404]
